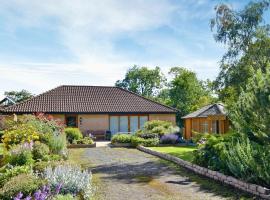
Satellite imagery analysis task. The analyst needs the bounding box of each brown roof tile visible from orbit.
[3,85,177,114]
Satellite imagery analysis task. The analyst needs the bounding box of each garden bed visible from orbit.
[138,145,270,199]
[67,143,96,148]
[110,143,132,147]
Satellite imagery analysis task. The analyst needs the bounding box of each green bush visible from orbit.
[65,128,83,144]
[32,142,50,160]
[48,134,67,154]
[135,132,159,139]
[73,136,94,145]
[42,154,62,162]
[111,134,132,144]
[33,160,70,173]
[6,144,34,166]
[131,136,159,147]
[0,173,44,200]
[0,165,31,187]
[143,120,178,137]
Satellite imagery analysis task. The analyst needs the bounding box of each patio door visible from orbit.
[212,120,219,134]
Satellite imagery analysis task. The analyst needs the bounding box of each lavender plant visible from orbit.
[43,165,92,199]
[160,133,179,144]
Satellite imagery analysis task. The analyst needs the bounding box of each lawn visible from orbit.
[149,146,197,162]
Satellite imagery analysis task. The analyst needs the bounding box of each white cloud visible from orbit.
[0,0,222,95]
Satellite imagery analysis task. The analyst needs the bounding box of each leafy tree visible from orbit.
[4,90,33,103]
[211,1,270,105]
[230,67,270,144]
[167,67,214,125]
[115,65,166,97]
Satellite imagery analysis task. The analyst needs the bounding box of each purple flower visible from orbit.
[14,192,23,200]
[160,134,179,144]
[55,183,62,195]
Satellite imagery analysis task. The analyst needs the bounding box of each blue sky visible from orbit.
[0,0,266,98]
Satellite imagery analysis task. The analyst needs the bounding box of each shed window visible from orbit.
[201,121,209,133]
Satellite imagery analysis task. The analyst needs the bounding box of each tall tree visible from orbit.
[211,1,270,105]
[167,67,214,125]
[4,90,33,103]
[230,66,270,145]
[115,65,166,97]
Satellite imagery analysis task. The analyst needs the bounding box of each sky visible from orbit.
[0,0,264,98]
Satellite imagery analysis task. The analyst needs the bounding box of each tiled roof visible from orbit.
[182,103,226,119]
[3,85,177,114]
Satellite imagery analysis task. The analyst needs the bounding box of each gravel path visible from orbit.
[81,147,250,200]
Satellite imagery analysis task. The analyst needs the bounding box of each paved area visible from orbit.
[80,147,249,200]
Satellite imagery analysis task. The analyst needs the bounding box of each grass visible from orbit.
[149,146,197,162]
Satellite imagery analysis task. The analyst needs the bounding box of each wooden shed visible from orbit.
[182,103,230,139]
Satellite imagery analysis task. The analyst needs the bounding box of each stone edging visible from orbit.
[137,145,270,199]
[67,143,96,148]
[110,143,132,147]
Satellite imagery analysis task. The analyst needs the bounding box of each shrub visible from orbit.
[143,120,178,137]
[65,128,83,144]
[73,136,94,145]
[0,173,44,200]
[111,134,132,144]
[43,165,92,199]
[2,124,39,149]
[0,165,31,187]
[131,136,159,147]
[160,133,179,144]
[33,161,70,173]
[6,143,34,166]
[32,142,50,160]
[42,154,63,162]
[135,132,159,139]
[48,134,67,155]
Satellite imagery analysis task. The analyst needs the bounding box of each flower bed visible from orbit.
[0,114,93,199]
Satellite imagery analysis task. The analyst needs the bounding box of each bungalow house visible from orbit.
[1,85,177,139]
[182,103,229,139]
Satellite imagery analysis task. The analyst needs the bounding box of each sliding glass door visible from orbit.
[109,115,148,134]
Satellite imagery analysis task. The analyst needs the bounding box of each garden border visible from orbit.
[67,143,96,148]
[137,145,270,199]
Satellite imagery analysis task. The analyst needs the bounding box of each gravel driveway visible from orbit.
[78,147,251,200]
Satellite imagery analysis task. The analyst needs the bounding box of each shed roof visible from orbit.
[182,103,226,119]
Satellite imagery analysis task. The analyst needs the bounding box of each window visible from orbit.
[119,116,128,132]
[130,116,139,132]
[110,116,119,135]
[200,121,208,133]
[139,116,148,129]
[66,115,77,127]
[212,120,219,134]
[109,115,148,134]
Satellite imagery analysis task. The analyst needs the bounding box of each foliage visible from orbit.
[43,165,92,199]
[160,133,179,144]
[211,1,270,104]
[167,67,214,125]
[192,134,229,172]
[111,134,132,144]
[6,143,34,166]
[64,128,83,144]
[13,184,62,200]
[2,124,39,149]
[0,165,31,187]
[73,137,94,145]
[115,65,166,97]
[4,90,33,103]
[33,161,70,174]
[135,132,159,139]
[0,173,44,200]
[131,136,159,147]
[32,142,50,161]
[143,120,178,137]
[230,69,270,144]
[48,134,67,155]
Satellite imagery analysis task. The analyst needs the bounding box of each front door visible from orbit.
[66,115,78,127]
